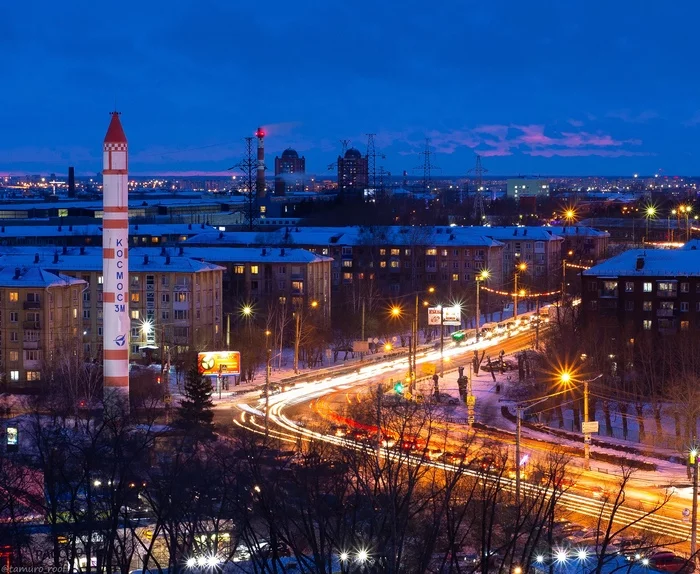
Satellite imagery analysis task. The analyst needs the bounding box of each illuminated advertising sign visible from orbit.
[6,425,18,451]
[428,306,461,326]
[198,351,241,376]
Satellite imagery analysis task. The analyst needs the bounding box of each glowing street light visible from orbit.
[242,305,253,317]
[141,319,153,336]
[356,549,369,564]
[559,370,572,385]
[514,263,527,319]
[644,204,657,241]
[339,552,349,562]
[390,306,402,318]
[310,300,319,308]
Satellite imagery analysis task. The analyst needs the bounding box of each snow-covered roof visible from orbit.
[0,223,217,238]
[583,248,700,277]
[185,226,507,248]
[0,266,86,288]
[180,247,332,264]
[547,226,610,238]
[0,247,224,274]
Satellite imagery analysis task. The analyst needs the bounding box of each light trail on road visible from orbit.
[231,326,693,546]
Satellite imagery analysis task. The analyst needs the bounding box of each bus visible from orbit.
[450,328,477,346]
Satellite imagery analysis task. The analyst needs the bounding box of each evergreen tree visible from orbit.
[175,363,215,440]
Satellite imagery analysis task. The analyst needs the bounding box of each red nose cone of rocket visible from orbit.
[104,112,128,144]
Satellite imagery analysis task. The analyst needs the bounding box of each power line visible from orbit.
[413,138,440,194]
[228,136,257,231]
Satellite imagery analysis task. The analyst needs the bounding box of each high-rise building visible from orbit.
[506,178,550,199]
[274,149,305,195]
[337,148,368,195]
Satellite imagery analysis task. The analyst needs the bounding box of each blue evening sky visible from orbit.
[1,0,699,177]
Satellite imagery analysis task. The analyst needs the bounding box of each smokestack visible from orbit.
[68,167,75,198]
[256,127,266,198]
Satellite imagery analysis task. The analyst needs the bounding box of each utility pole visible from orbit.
[583,379,591,470]
[514,272,519,320]
[376,382,382,462]
[535,297,541,349]
[561,260,567,303]
[361,298,366,342]
[265,346,271,437]
[293,309,301,374]
[439,306,445,377]
[516,406,522,505]
[413,292,419,395]
[691,447,698,563]
[226,313,231,350]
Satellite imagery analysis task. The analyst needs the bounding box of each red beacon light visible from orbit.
[255,127,265,138]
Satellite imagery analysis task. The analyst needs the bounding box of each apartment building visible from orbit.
[0,247,224,362]
[0,266,85,387]
[582,248,700,337]
[180,247,332,325]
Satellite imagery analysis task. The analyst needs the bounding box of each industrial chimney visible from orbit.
[255,127,266,198]
[68,166,75,198]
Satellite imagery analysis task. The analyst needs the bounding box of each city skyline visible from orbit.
[2,1,700,176]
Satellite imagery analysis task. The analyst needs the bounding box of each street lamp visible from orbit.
[475,269,490,340]
[564,208,576,226]
[513,263,527,320]
[265,329,272,436]
[559,370,602,470]
[644,204,657,242]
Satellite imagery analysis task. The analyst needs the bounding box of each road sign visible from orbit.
[352,341,370,352]
[582,421,599,434]
[466,395,476,407]
[372,338,379,344]
[468,415,475,425]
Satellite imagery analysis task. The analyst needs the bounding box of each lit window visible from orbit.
[9,351,18,362]
[9,292,18,302]
[452,274,459,281]
[643,282,652,292]
[625,282,634,292]
[131,310,140,319]
[250,265,259,275]
[643,320,652,330]
[10,371,19,382]
[681,321,690,331]
[73,308,78,319]
[390,249,400,256]
[643,301,652,311]
[98,275,104,284]
[379,249,386,256]
[234,265,245,274]
[131,293,140,302]
[380,261,387,268]
[390,261,400,268]
[342,260,352,267]
[426,249,437,256]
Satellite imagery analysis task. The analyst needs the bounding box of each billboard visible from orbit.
[427,306,461,327]
[198,351,241,375]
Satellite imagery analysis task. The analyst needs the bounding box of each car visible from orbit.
[260,385,282,398]
[423,448,445,461]
[380,435,396,448]
[474,456,495,472]
[507,467,529,481]
[446,452,469,465]
[352,429,371,442]
[328,425,347,437]
[398,439,420,453]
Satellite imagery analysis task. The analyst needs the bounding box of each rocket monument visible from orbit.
[102,112,130,404]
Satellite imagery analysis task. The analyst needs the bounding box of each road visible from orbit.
[223,325,695,548]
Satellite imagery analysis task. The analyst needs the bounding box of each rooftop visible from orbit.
[0,266,86,288]
[0,247,224,274]
[583,248,700,277]
[185,225,571,248]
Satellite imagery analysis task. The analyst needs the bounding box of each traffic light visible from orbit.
[393,381,404,394]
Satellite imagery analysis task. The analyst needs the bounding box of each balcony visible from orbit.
[657,309,674,317]
[23,301,40,310]
[23,321,41,330]
[23,340,40,349]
